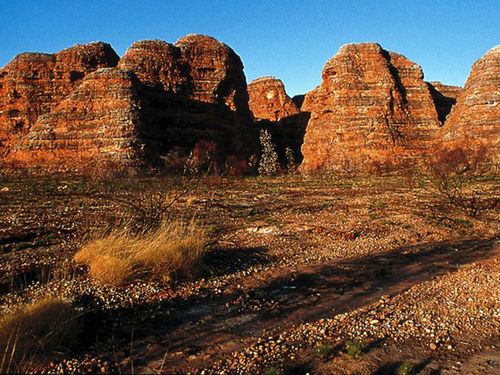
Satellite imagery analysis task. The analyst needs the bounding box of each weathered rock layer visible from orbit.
[300,43,442,172]
[0,42,119,158]
[12,68,144,168]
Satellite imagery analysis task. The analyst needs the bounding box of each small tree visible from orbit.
[285,147,297,173]
[421,143,496,217]
[258,129,279,176]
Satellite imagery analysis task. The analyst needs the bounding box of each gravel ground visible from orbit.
[0,174,498,374]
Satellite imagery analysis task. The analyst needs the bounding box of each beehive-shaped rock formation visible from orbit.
[1,35,256,170]
[11,68,144,169]
[300,43,441,171]
[0,42,119,157]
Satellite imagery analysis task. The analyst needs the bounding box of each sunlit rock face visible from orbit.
[0,42,119,158]
[247,76,300,121]
[300,43,441,172]
[10,68,145,170]
[440,46,500,161]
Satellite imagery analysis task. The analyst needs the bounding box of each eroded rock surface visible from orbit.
[300,43,441,172]
[118,40,189,94]
[1,35,256,170]
[248,76,299,121]
[0,42,119,157]
[175,34,252,120]
[11,68,144,170]
[441,46,499,160]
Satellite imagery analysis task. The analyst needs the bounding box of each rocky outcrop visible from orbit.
[441,46,499,159]
[118,35,254,164]
[10,68,144,169]
[300,86,320,113]
[0,42,119,157]
[300,43,442,172]
[2,35,256,170]
[246,76,309,164]
[427,81,463,123]
[248,77,299,121]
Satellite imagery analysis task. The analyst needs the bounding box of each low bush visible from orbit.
[316,343,335,360]
[75,220,208,286]
[345,340,366,358]
[396,362,416,375]
[87,177,189,232]
[0,298,80,373]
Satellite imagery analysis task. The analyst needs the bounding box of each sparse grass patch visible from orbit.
[345,340,366,358]
[316,343,335,360]
[75,220,208,286]
[263,367,281,375]
[0,298,80,373]
[396,361,416,375]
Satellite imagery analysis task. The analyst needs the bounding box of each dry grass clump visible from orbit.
[75,220,208,286]
[0,298,80,373]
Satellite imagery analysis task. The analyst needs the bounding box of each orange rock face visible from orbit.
[11,68,143,169]
[0,42,119,157]
[2,35,255,170]
[118,40,189,94]
[441,46,499,160]
[247,77,299,121]
[300,43,441,172]
[427,81,463,123]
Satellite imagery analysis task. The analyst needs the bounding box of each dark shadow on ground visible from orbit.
[201,246,271,277]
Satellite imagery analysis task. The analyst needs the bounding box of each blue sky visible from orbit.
[0,1,498,96]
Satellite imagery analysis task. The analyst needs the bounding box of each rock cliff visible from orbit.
[440,46,499,160]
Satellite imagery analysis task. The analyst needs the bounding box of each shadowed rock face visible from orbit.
[248,77,300,121]
[427,81,463,124]
[0,42,119,157]
[247,76,309,165]
[441,46,499,160]
[119,35,255,165]
[300,43,441,172]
